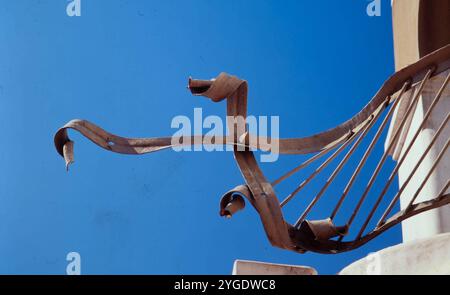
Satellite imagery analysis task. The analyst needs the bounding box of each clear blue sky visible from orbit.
[0,0,400,274]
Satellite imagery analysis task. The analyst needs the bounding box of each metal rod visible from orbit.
[405,137,450,211]
[437,179,450,199]
[437,180,450,201]
[343,70,432,235]
[330,83,410,220]
[377,113,449,226]
[358,72,450,236]
[272,144,335,187]
[294,111,378,227]
[373,72,450,227]
[280,130,357,207]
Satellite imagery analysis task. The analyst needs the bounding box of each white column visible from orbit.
[388,0,450,243]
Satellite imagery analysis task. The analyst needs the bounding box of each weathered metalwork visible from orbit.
[54,44,450,254]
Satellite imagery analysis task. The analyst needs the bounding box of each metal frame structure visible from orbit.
[54,44,450,254]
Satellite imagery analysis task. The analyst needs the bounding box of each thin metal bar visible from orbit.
[330,84,409,220]
[373,72,450,226]
[343,69,432,234]
[294,112,378,227]
[437,180,450,201]
[280,131,356,207]
[366,115,449,239]
[353,191,450,253]
[377,113,450,226]
[356,74,450,239]
[405,137,450,211]
[272,144,335,187]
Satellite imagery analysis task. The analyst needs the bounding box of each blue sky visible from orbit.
[0,0,400,274]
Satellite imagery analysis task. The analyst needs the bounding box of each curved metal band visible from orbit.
[55,45,450,161]
[190,75,294,250]
[54,44,450,254]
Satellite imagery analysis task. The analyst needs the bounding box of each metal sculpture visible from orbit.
[55,44,450,254]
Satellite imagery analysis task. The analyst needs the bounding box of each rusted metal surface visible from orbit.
[54,44,450,254]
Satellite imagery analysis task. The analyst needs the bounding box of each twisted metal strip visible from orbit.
[54,45,450,254]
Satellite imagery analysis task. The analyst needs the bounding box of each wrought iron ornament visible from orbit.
[55,45,450,254]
